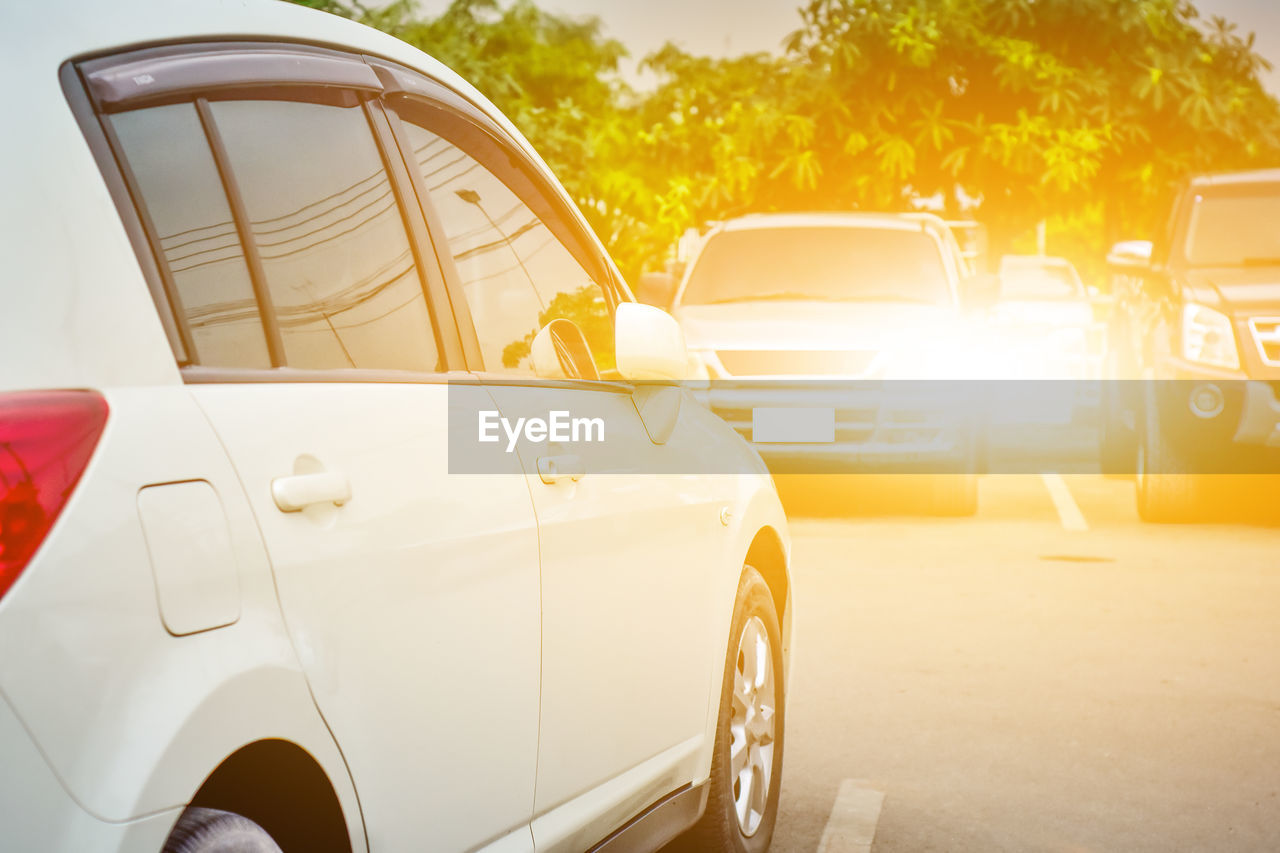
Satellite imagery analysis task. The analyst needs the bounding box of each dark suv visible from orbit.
[1101,169,1280,521]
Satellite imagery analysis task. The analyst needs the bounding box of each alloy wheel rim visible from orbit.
[729,614,776,837]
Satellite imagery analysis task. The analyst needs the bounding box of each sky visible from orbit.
[413,0,1280,94]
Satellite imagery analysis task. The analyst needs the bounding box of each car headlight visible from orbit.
[1181,303,1239,370]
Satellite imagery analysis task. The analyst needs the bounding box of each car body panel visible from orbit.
[687,479,793,788]
[479,383,748,840]
[0,387,364,850]
[1,1,792,849]
[189,382,542,852]
[0,693,183,853]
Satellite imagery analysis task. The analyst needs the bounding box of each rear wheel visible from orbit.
[674,566,784,853]
[163,808,282,853]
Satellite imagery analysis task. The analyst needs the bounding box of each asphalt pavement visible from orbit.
[769,474,1280,852]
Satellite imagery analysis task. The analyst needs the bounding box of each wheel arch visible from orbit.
[691,480,792,787]
[183,738,351,853]
[739,513,793,695]
[744,524,789,633]
[127,664,368,853]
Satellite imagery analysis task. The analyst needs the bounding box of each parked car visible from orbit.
[992,255,1096,380]
[649,212,1000,515]
[1101,168,1280,521]
[0,2,792,851]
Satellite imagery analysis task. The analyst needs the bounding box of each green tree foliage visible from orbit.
[291,0,1280,282]
[501,285,615,371]
[783,0,1280,263]
[295,0,646,273]
[395,0,626,173]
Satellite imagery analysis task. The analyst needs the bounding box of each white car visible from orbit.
[991,255,1097,379]
[662,212,999,514]
[0,2,791,852]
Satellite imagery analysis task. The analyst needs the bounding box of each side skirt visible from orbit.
[585,783,709,853]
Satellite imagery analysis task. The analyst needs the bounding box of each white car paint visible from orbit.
[189,382,543,852]
[0,2,791,851]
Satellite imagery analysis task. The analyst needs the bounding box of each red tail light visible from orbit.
[0,391,109,601]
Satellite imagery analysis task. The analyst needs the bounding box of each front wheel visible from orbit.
[674,566,785,852]
[1136,400,1202,523]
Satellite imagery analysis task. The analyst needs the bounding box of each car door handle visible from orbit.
[537,454,584,484]
[272,471,351,512]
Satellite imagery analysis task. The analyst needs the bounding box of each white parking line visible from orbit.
[1040,472,1088,532]
[817,779,885,853]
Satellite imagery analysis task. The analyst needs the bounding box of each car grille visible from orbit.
[715,350,879,377]
[1248,317,1280,367]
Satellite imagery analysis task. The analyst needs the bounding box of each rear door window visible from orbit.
[111,103,270,369]
[209,99,440,372]
[108,89,442,374]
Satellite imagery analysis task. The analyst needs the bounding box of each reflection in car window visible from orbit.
[112,103,270,368]
[680,227,952,306]
[209,99,439,372]
[399,122,613,374]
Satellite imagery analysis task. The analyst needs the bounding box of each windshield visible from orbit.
[1183,188,1280,266]
[679,226,953,307]
[999,263,1083,300]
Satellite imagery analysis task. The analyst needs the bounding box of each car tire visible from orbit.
[162,808,283,853]
[1135,402,1201,523]
[673,566,784,853]
[928,473,979,517]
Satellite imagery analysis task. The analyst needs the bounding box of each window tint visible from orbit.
[112,103,270,368]
[209,99,440,372]
[399,121,613,374]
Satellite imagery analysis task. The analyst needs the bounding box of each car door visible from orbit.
[90,46,542,852]
[380,82,739,850]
